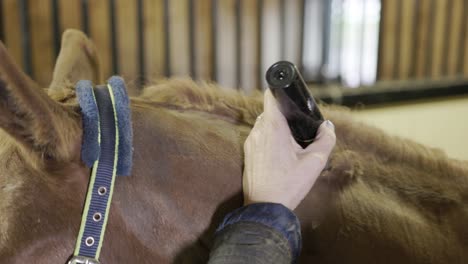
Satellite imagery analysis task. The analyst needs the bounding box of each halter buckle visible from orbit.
[68,256,100,264]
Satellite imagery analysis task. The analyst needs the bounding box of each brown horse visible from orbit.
[0,29,467,264]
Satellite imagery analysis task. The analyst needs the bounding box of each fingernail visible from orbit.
[325,120,335,131]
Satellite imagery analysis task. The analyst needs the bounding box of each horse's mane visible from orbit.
[138,78,263,127]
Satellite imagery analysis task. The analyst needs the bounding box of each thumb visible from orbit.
[262,89,292,142]
[300,120,336,170]
[263,89,284,122]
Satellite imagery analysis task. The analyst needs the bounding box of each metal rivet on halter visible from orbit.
[98,186,107,195]
[93,212,102,222]
[85,236,95,247]
[68,256,100,264]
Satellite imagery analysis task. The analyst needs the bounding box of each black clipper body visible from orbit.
[266,61,324,148]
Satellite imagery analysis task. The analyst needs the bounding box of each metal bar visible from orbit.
[257,0,263,89]
[298,0,306,73]
[109,0,119,74]
[441,0,453,76]
[336,0,344,82]
[163,0,171,77]
[457,0,468,74]
[235,0,241,88]
[211,0,217,81]
[137,0,145,85]
[189,0,195,78]
[317,80,468,107]
[321,0,332,82]
[82,0,90,35]
[376,0,385,80]
[0,1,4,42]
[424,0,436,77]
[359,0,368,85]
[393,0,402,80]
[51,0,61,57]
[19,0,32,75]
[279,0,286,60]
[409,0,420,78]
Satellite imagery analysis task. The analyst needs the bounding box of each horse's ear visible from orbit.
[49,29,101,91]
[0,40,80,161]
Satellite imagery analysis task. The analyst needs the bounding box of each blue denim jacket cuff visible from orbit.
[216,203,302,261]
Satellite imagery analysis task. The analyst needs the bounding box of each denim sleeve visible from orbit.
[208,203,302,264]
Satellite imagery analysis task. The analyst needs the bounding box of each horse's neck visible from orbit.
[107,105,247,261]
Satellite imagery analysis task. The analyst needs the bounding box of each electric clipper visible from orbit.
[266,61,324,148]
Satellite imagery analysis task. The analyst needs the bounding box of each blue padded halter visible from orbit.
[69,77,133,264]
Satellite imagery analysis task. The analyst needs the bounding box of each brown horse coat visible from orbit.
[0,30,467,263]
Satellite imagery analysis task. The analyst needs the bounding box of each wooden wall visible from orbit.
[0,0,467,91]
[0,0,276,91]
[378,0,468,81]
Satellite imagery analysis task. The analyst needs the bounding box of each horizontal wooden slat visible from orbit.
[261,0,281,87]
[143,0,165,81]
[377,0,399,80]
[58,0,82,32]
[194,0,213,81]
[169,0,190,77]
[216,0,238,88]
[0,2,4,42]
[446,0,464,77]
[430,0,448,79]
[397,0,415,80]
[240,0,260,92]
[414,0,431,79]
[29,0,54,86]
[283,0,302,65]
[463,0,468,77]
[88,0,112,79]
[1,0,23,69]
[115,0,138,81]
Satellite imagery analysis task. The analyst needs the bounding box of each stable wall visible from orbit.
[353,96,468,161]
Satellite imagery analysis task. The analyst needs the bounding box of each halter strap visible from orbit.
[69,80,127,264]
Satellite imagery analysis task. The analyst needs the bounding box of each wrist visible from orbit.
[217,203,302,261]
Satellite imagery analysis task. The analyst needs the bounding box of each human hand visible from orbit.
[243,89,336,210]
